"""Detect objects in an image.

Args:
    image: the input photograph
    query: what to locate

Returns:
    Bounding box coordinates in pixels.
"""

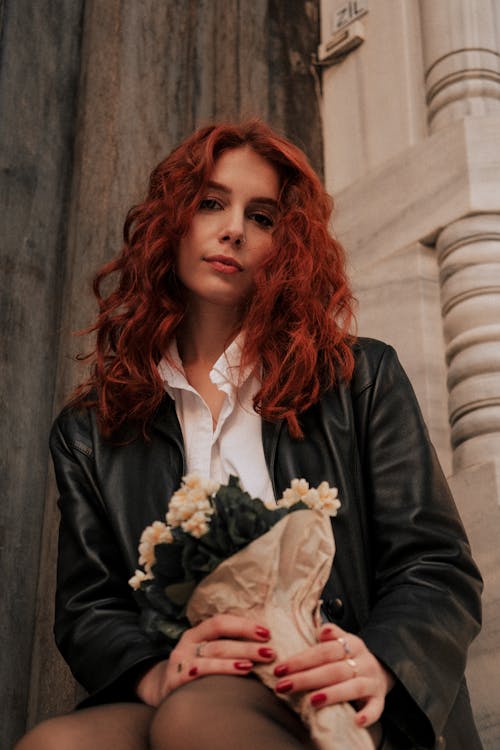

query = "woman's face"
[177,146,280,311]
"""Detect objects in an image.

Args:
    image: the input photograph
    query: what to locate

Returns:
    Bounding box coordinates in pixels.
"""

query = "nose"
[219,209,245,247]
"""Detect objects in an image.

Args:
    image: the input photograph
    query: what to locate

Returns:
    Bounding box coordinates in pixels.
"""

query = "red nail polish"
[358,715,367,726]
[255,626,270,639]
[274,664,289,677]
[188,666,198,677]
[321,626,333,637]
[234,660,253,670]
[258,647,275,659]
[311,693,327,707]
[275,679,293,694]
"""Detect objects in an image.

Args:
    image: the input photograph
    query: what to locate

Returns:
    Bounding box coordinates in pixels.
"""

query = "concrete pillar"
[420,0,500,132]
[419,0,500,475]
[437,214,500,471]
[419,3,500,746]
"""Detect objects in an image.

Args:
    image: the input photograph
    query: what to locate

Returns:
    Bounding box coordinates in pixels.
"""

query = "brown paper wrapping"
[186,510,377,749]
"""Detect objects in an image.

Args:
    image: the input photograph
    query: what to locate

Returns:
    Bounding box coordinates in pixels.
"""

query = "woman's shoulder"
[349,336,400,391]
[351,335,392,361]
[50,395,99,458]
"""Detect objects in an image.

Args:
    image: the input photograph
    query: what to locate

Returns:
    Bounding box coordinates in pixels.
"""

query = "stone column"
[437,215,500,471]
[420,0,500,133]
[419,0,500,471]
[420,3,500,746]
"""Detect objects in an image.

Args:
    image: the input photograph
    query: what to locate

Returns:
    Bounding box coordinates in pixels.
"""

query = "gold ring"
[346,657,358,677]
[196,641,208,658]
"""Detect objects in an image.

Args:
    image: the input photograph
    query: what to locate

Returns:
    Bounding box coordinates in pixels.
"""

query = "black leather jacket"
[51,338,483,749]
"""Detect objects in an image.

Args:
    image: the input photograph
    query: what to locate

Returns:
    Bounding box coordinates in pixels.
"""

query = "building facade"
[320,2,500,747]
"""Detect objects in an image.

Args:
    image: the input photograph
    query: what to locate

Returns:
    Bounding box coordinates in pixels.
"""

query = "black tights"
[15,676,317,750]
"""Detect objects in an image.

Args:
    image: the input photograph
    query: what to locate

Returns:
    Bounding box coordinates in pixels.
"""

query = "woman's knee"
[150,675,312,750]
[14,717,71,750]
[150,679,207,749]
[14,703,154,750]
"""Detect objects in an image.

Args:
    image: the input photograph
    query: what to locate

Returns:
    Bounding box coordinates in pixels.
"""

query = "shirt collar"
[157,333,254,397]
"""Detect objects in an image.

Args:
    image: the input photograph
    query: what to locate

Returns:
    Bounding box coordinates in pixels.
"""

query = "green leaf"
[164,579,196,606]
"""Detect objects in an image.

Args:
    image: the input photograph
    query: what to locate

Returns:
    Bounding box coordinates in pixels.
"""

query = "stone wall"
[320,1,500,747]
[0,0,85,744]
[0,2,322,746]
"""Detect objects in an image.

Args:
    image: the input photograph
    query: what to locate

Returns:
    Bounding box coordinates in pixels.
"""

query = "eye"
[250,211,275,229]
[199,197,223,211]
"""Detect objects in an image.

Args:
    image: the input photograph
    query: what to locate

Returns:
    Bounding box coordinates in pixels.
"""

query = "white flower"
[140,520,173,546]
[166,474,217,528]
[303,488,321,509]
[128,569,153,590]
[277,478,311,508]
[182,473,204,489]
[317,481,341,516]
[181,511,211,538]
[291,478,310,496]
[277,478,340,516]
[166,494,197,526]
[138,521,173,569]
[262,497,277,510]
[182,473,220,497]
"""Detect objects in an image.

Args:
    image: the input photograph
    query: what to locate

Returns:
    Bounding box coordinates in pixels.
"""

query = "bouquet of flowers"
[129,474,375,750]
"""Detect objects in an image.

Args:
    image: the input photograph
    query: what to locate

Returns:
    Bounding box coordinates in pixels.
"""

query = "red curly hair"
[71,119,356,438]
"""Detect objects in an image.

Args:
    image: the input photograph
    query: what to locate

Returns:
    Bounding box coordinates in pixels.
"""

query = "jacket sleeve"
[354,343,482,747]
[50,410,168,706]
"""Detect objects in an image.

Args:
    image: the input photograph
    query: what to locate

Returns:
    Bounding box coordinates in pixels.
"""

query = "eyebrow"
[206,180,278,208]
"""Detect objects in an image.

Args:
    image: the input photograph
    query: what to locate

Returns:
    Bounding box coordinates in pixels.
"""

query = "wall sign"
[333,0,369,32]
[316,1,368,67]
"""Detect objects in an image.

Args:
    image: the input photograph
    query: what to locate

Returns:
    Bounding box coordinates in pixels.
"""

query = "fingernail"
[255,626,270,639]
[234,660,253,671]
[358,715,367,726]
[258,647,275,659]
[273,664,289,677]
[275,679,293,694]
[321,626,334,637]
[188,666,198,677]
[311,692,327,707]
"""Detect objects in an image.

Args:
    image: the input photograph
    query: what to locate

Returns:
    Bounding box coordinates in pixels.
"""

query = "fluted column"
[437,215,500,471]
[420,0,500,132]
[420,0,500,471]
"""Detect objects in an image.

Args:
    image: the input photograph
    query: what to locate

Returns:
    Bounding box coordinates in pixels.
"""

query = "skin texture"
[174,145,280,425]
[136,148,395,724]
[176,145,279,313]
[136,618,394,728]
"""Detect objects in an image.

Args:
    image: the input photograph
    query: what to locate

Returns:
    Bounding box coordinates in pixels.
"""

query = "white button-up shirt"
[157,336,275,505]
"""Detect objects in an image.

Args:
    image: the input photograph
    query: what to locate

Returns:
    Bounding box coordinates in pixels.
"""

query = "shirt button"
[325,597,345,620]
[332,597,344,616]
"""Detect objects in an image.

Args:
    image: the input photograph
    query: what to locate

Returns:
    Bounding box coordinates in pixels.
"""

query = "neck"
[177,300,242,366]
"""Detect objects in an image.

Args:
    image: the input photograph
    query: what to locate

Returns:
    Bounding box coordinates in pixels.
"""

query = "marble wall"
[320,1,500,746]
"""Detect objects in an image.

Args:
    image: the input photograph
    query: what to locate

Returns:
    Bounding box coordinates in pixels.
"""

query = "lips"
[204,255,243,274]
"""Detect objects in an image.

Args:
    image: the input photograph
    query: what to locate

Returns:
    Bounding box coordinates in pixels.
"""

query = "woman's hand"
[273,623,395,727]
[135,613,275,706]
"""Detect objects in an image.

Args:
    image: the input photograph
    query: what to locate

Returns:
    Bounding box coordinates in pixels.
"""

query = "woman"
[16,120,482,750]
